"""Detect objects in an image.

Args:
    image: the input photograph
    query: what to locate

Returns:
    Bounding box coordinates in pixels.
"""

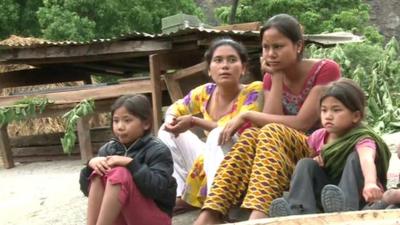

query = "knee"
[296,158,319,171]
[107,167,132,183]
[345,151,361,167]
[261,123,286,132]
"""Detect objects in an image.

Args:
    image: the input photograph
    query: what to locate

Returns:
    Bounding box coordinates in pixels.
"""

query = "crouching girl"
[269,78,391,216]
[80,94,176,225]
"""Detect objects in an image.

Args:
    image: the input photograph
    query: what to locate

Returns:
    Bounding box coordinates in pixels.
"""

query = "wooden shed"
[0,24,363,168]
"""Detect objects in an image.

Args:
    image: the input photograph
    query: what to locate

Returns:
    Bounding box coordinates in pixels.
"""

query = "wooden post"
[149,54,163,133]
[77,116,93,163]
[0,125,14,168]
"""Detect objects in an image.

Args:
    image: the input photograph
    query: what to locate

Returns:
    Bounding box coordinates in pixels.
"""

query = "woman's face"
[208,45,245,86]
[261,27,302,71]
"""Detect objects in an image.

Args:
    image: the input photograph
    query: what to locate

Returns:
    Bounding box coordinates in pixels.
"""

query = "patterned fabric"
[203,123,312,215]
[169,82,263,127]
[171,81,264,207]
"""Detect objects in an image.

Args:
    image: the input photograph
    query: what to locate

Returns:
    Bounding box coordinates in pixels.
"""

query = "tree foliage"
[215,0,383,43]
[36,0,203,41]
[0,0,202,41]
[0,0,43,39]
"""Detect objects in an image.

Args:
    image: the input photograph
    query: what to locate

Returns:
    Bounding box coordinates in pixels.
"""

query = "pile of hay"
[0,35,110,138]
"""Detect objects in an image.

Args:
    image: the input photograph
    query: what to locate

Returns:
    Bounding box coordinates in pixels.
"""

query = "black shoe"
[269,198,292,217]
[321,185,345,213]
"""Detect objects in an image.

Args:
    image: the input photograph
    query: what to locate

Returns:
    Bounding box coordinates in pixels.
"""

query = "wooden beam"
[214,21,262,31]
[0,79,155,107]
[0,40,172,65]
[0,125,14,168]
[230,209,400,225]
[0,68,91,89]
[149,54,163,133]
[77,116,93,162]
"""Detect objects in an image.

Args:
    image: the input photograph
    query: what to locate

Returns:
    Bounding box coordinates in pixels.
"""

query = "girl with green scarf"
[269,78,391,217]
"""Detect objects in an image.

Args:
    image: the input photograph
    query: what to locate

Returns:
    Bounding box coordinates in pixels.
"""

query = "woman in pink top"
[269,78,390,217]
[194,14,340,224]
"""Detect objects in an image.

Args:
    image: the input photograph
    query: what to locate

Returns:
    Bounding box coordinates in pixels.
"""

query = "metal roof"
[0,27,363,49]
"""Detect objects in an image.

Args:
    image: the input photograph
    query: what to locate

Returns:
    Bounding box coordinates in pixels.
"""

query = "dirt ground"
[0,133,399,225]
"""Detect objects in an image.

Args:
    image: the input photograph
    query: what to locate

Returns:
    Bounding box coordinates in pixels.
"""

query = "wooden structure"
[0,26,363,168]
[227,209,400,225]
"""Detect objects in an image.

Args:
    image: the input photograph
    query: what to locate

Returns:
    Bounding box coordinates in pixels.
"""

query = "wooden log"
[77,116,93,162]
[9,127,112,148]
[229,209,400,225]
[214,21,262,31]
[12,143,103,157]
[0,125,14,168]
[0,68,91,89]
[0,40,172,65]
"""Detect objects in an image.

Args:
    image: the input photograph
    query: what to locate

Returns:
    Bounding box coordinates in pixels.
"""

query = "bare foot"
[193,209,223,225]
[248,209,267,220]
[174,197,198,215]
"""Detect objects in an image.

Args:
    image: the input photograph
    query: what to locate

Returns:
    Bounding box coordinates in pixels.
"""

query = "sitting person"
[158,38,263,212]
[194,13,341,225]
[269,78,391,216]
[79,94,176,225]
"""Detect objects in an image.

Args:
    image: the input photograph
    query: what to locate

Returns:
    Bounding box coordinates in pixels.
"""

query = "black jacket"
[79,134,176,216]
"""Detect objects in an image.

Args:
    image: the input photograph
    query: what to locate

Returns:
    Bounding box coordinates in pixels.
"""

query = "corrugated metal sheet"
[0,27,363,49]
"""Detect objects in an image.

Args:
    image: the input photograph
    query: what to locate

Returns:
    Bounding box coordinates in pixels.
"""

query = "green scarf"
[321,125,391,186]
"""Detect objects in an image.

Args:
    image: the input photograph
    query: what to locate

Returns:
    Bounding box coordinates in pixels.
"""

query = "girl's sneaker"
[269,198,292,217]
[321,184,345,213]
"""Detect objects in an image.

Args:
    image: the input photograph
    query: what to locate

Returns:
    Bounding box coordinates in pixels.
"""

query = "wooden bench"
[0,78,164,168]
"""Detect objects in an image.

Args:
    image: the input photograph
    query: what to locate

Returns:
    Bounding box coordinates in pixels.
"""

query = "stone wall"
[366,0,400,40]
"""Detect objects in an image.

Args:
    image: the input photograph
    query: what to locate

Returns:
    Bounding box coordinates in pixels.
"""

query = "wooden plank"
[12,143,103,157]
[171,61,207,80]
[0,79,155,107]
[0,125,14,168]
[214,21,262,31]
[149,54,163,133]
[230,209,400,225]
[162,61,207,102]
[0,68,91,89]
[10,127,112,148]
[0,40,172,65]
[77,116,93,162]
[163,74,184,102]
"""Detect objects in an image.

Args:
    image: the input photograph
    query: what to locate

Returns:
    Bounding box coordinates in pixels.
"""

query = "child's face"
[320,96,361,138]
[112,106,150,146]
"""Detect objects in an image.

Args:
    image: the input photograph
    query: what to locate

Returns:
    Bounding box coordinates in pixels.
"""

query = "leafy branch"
[61,99,95,154]
[0,97,50,126]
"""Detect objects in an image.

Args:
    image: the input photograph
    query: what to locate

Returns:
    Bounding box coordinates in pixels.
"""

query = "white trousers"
[158,126,236,196]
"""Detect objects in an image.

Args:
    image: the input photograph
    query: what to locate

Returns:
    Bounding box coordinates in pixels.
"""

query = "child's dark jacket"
[79,134,177,216]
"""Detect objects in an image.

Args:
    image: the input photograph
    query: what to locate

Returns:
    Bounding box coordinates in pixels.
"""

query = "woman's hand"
[363,182,383,203]
[88,156,110,176]
[313,155,324,167]
[164,115,192,137]
[106,155,132,167]
[260,57,285,77]
[219,113,246,145]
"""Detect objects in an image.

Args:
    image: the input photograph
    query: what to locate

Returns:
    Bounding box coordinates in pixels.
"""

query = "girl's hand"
[313,155,324,167]
[219,114,246,145]
[106,155,133,167]
[363,183,383,203]
[164,115,192,137]
[88,157,110,176]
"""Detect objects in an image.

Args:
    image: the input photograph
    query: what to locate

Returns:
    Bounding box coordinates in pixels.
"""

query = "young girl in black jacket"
[80,94,176,225]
